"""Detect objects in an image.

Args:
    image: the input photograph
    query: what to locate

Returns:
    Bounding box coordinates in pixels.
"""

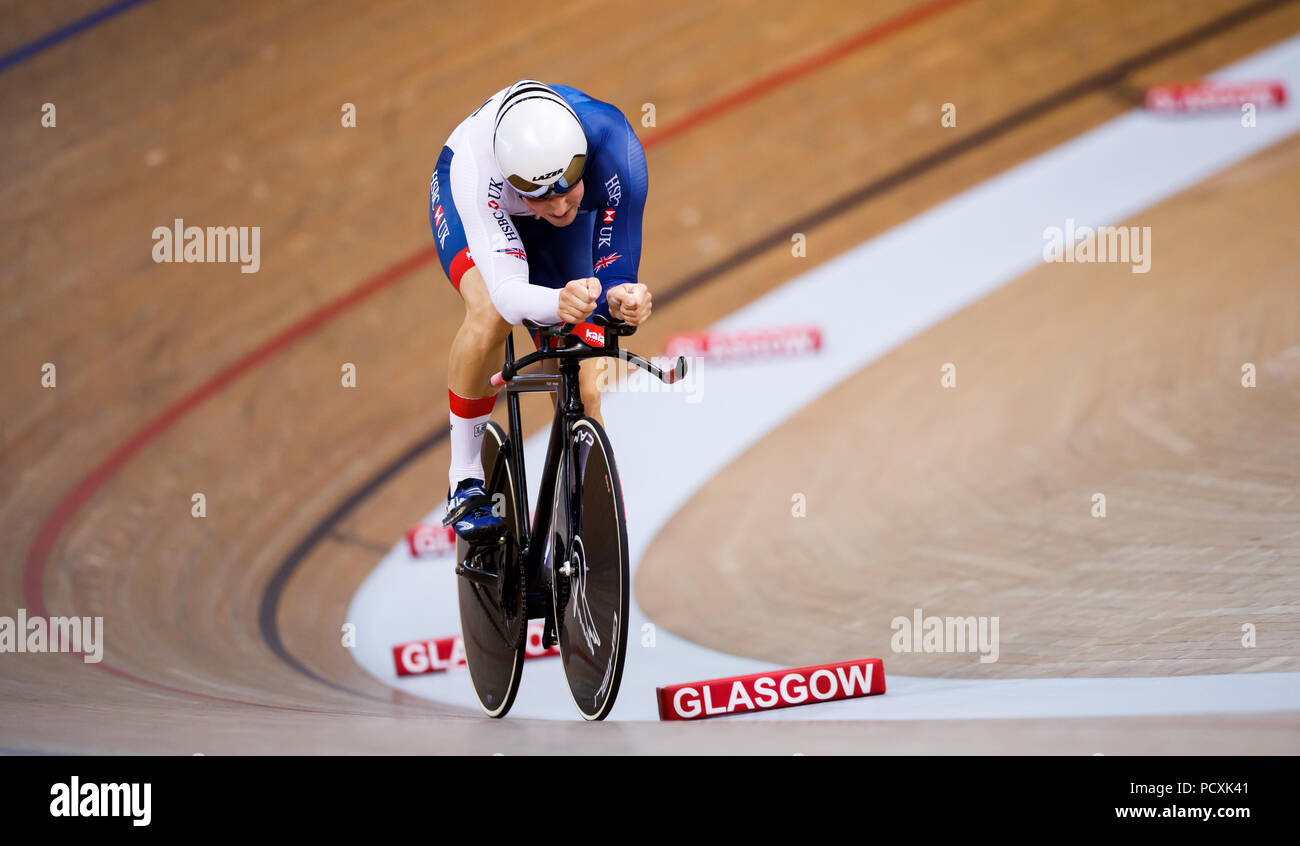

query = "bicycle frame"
[504,335,577,612]
[493,320,687,634]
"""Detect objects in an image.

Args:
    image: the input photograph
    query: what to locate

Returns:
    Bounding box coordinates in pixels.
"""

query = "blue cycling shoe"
[443,478,505,544]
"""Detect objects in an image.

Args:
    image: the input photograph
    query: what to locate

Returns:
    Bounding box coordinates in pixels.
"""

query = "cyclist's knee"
[462,308,511,349]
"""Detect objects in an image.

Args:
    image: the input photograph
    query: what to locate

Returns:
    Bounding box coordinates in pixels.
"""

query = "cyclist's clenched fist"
[558,277,600,324]
[607,282,652,326]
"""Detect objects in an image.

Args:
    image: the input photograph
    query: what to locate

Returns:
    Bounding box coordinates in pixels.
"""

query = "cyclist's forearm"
[487,277,563,325]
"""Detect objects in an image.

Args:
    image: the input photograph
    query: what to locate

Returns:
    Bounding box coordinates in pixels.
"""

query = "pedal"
[453,525,506,550]
[541,615,556,650]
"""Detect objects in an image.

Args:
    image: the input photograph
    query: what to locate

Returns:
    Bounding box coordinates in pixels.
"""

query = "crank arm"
[455,558,499,587]
[455,536,506,587]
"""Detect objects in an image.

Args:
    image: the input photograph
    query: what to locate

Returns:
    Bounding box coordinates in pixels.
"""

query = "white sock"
[448,389,498,491]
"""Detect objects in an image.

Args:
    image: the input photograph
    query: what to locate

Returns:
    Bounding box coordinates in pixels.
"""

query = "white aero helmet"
[493,81,587,199]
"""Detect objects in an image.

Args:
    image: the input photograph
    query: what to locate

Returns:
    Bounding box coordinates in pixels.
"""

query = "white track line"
[348,34,1300,720]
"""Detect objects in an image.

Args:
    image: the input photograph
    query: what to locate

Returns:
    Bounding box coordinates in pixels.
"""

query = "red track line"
[21,245,440,620]
[20,1,968,707]
[643,0,973,148]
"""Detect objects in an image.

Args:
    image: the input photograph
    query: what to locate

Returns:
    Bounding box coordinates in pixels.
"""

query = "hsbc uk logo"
[598,176,621,247]
[430,172,450,249]
[486,177,519,242]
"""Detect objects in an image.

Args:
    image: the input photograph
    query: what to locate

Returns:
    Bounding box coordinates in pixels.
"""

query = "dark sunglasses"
[506,154,586,200]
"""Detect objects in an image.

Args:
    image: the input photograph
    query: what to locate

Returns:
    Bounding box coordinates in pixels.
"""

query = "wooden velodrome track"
[2,0,1299,753]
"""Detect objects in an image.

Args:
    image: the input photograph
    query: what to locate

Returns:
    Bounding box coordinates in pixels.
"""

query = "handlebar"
[490,315,688,388]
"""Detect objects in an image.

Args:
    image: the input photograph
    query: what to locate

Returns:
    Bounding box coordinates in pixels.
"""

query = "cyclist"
[429,80,651,542]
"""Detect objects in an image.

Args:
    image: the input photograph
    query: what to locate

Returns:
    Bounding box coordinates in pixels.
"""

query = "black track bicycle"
[453,315,686,720]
